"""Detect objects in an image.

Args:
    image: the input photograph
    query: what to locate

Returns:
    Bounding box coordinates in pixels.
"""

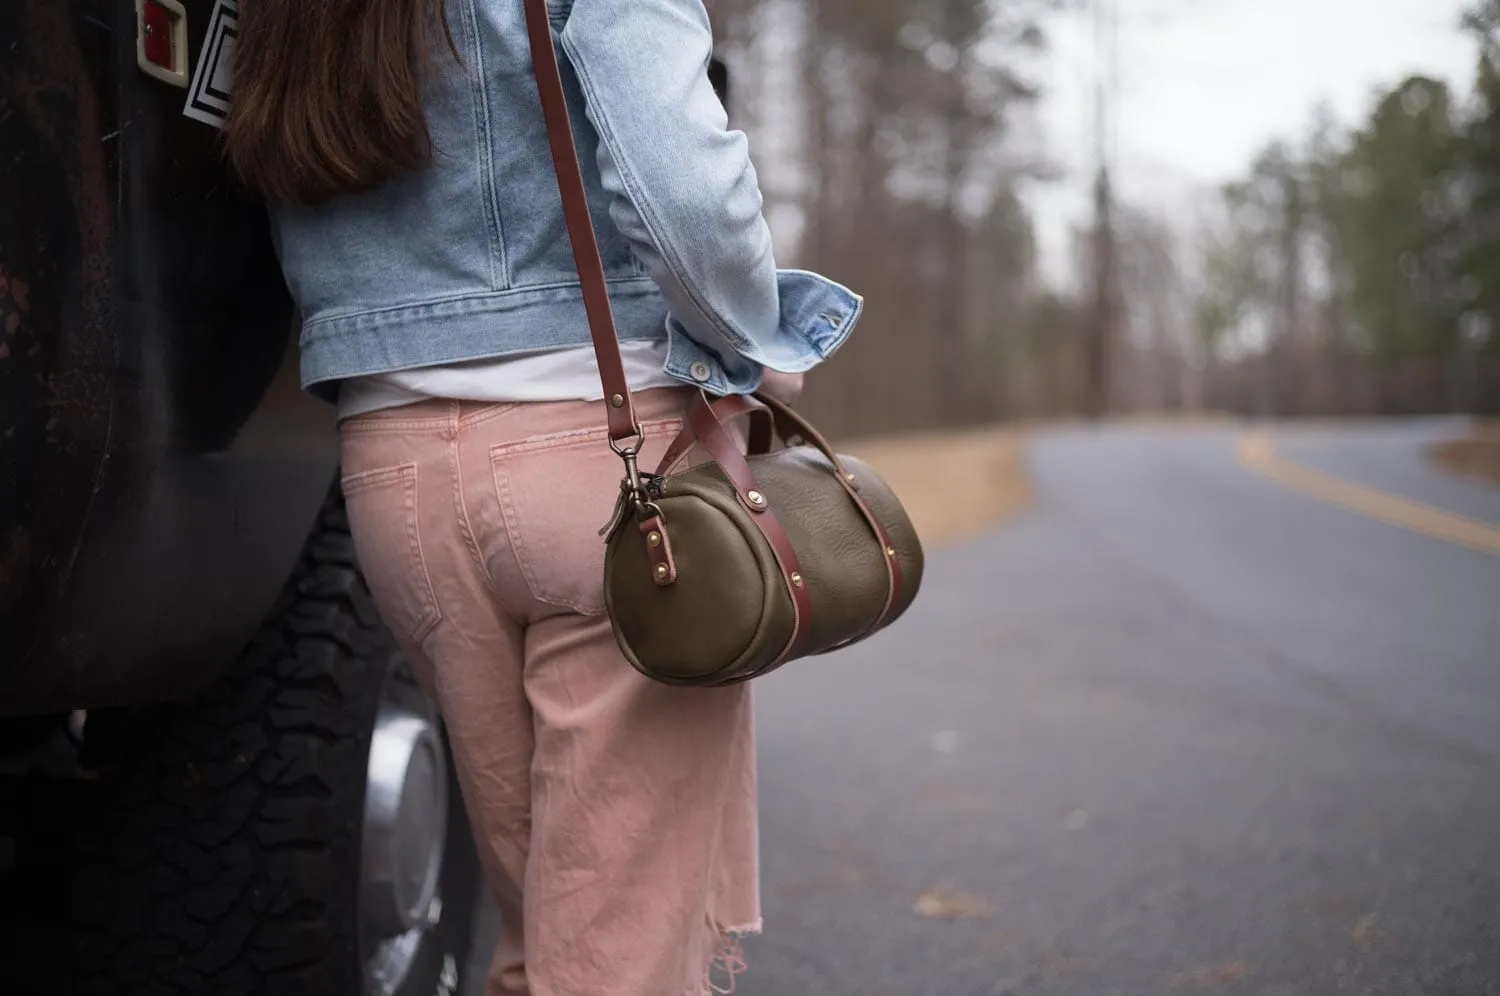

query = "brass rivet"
[886,546,897,557]
[844,473,857,484]
[790,572,804,587]
[610,393,625,408]
[746,490,766,507]
[647,531,662,547]
[654,563,670,580]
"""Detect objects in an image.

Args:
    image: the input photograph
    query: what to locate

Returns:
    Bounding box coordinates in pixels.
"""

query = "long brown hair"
[224,0,451,204]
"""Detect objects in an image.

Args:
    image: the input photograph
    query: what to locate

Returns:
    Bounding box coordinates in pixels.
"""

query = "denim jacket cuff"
[661,269,862,394]
[765,269,862,368]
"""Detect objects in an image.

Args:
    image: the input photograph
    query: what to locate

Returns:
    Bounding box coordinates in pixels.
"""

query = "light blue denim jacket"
[270,0,861,403]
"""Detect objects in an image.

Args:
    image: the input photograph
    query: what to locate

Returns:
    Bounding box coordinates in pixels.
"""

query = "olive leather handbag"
[523,0,924,686]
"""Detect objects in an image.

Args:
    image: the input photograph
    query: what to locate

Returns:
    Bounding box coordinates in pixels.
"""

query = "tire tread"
[72,498,385,996]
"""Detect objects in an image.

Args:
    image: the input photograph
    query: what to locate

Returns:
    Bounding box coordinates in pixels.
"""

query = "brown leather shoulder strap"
[522,0,638,442]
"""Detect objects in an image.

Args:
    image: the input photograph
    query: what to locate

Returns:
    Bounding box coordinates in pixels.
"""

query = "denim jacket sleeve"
[557,0,861,393]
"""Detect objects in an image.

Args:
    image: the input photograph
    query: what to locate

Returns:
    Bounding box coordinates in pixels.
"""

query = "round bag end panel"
[605,494,787,683]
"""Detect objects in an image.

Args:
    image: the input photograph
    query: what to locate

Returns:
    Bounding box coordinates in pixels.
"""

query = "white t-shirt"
[337,340,679,420]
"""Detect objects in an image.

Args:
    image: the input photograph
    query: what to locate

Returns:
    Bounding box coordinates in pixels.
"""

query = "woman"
[225,0,860,993]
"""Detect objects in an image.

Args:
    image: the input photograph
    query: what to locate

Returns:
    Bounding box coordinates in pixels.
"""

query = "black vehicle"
[1,1,481,992]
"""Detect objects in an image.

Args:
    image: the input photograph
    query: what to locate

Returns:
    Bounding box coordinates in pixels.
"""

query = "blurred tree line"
[1188,2,1500,418]
[707,0,1500,435]
[707,0,1059,435]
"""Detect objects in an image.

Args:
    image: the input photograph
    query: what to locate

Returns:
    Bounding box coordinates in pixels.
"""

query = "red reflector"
[142,0,174,69]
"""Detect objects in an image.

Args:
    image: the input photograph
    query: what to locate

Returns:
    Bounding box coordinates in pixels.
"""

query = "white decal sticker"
[182,0,237,129]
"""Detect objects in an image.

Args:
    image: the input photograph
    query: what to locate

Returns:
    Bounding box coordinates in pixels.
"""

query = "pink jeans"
[339,389,759,996]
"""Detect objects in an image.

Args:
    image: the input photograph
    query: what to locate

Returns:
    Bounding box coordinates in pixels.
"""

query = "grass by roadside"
[845,426,1031,548]
[1430,420,1500,488]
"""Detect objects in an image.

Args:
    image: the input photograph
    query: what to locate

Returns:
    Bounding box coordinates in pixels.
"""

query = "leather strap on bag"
[522,0,638,444]
[657,401,777,474]
[684,393,814,664]
[688,393,906,638]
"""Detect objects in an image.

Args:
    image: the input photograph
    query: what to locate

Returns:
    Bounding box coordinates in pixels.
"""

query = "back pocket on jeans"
[491,418,681,615]
[341,463,442,644]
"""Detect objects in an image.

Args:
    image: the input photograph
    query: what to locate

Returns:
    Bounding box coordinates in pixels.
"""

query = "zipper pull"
[598,485,630,539]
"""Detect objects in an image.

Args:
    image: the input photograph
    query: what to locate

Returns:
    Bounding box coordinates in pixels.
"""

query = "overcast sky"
[1020,0,1482,288]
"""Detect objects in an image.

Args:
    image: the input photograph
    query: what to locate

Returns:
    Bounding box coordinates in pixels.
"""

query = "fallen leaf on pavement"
[1169,961,1251,989]
[914,887,994,919]
[1350,914,1385,950]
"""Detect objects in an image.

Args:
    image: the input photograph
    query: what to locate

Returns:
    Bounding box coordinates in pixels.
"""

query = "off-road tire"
[67,490,478,996]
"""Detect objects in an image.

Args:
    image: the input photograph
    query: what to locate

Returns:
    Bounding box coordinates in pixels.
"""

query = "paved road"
[1274,419,1500,527]
[469,418,1500,995]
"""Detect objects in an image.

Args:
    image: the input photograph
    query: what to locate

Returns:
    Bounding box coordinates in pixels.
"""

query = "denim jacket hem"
[300,269,860,403]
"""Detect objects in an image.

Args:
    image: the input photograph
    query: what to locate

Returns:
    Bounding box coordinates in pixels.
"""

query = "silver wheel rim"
[361,667,450,996]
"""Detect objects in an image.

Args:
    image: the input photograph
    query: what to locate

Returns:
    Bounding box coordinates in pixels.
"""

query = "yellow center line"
[1236,434,1500,557]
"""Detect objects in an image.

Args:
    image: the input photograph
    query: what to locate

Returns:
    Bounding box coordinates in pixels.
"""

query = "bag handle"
[522,0,639,446]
